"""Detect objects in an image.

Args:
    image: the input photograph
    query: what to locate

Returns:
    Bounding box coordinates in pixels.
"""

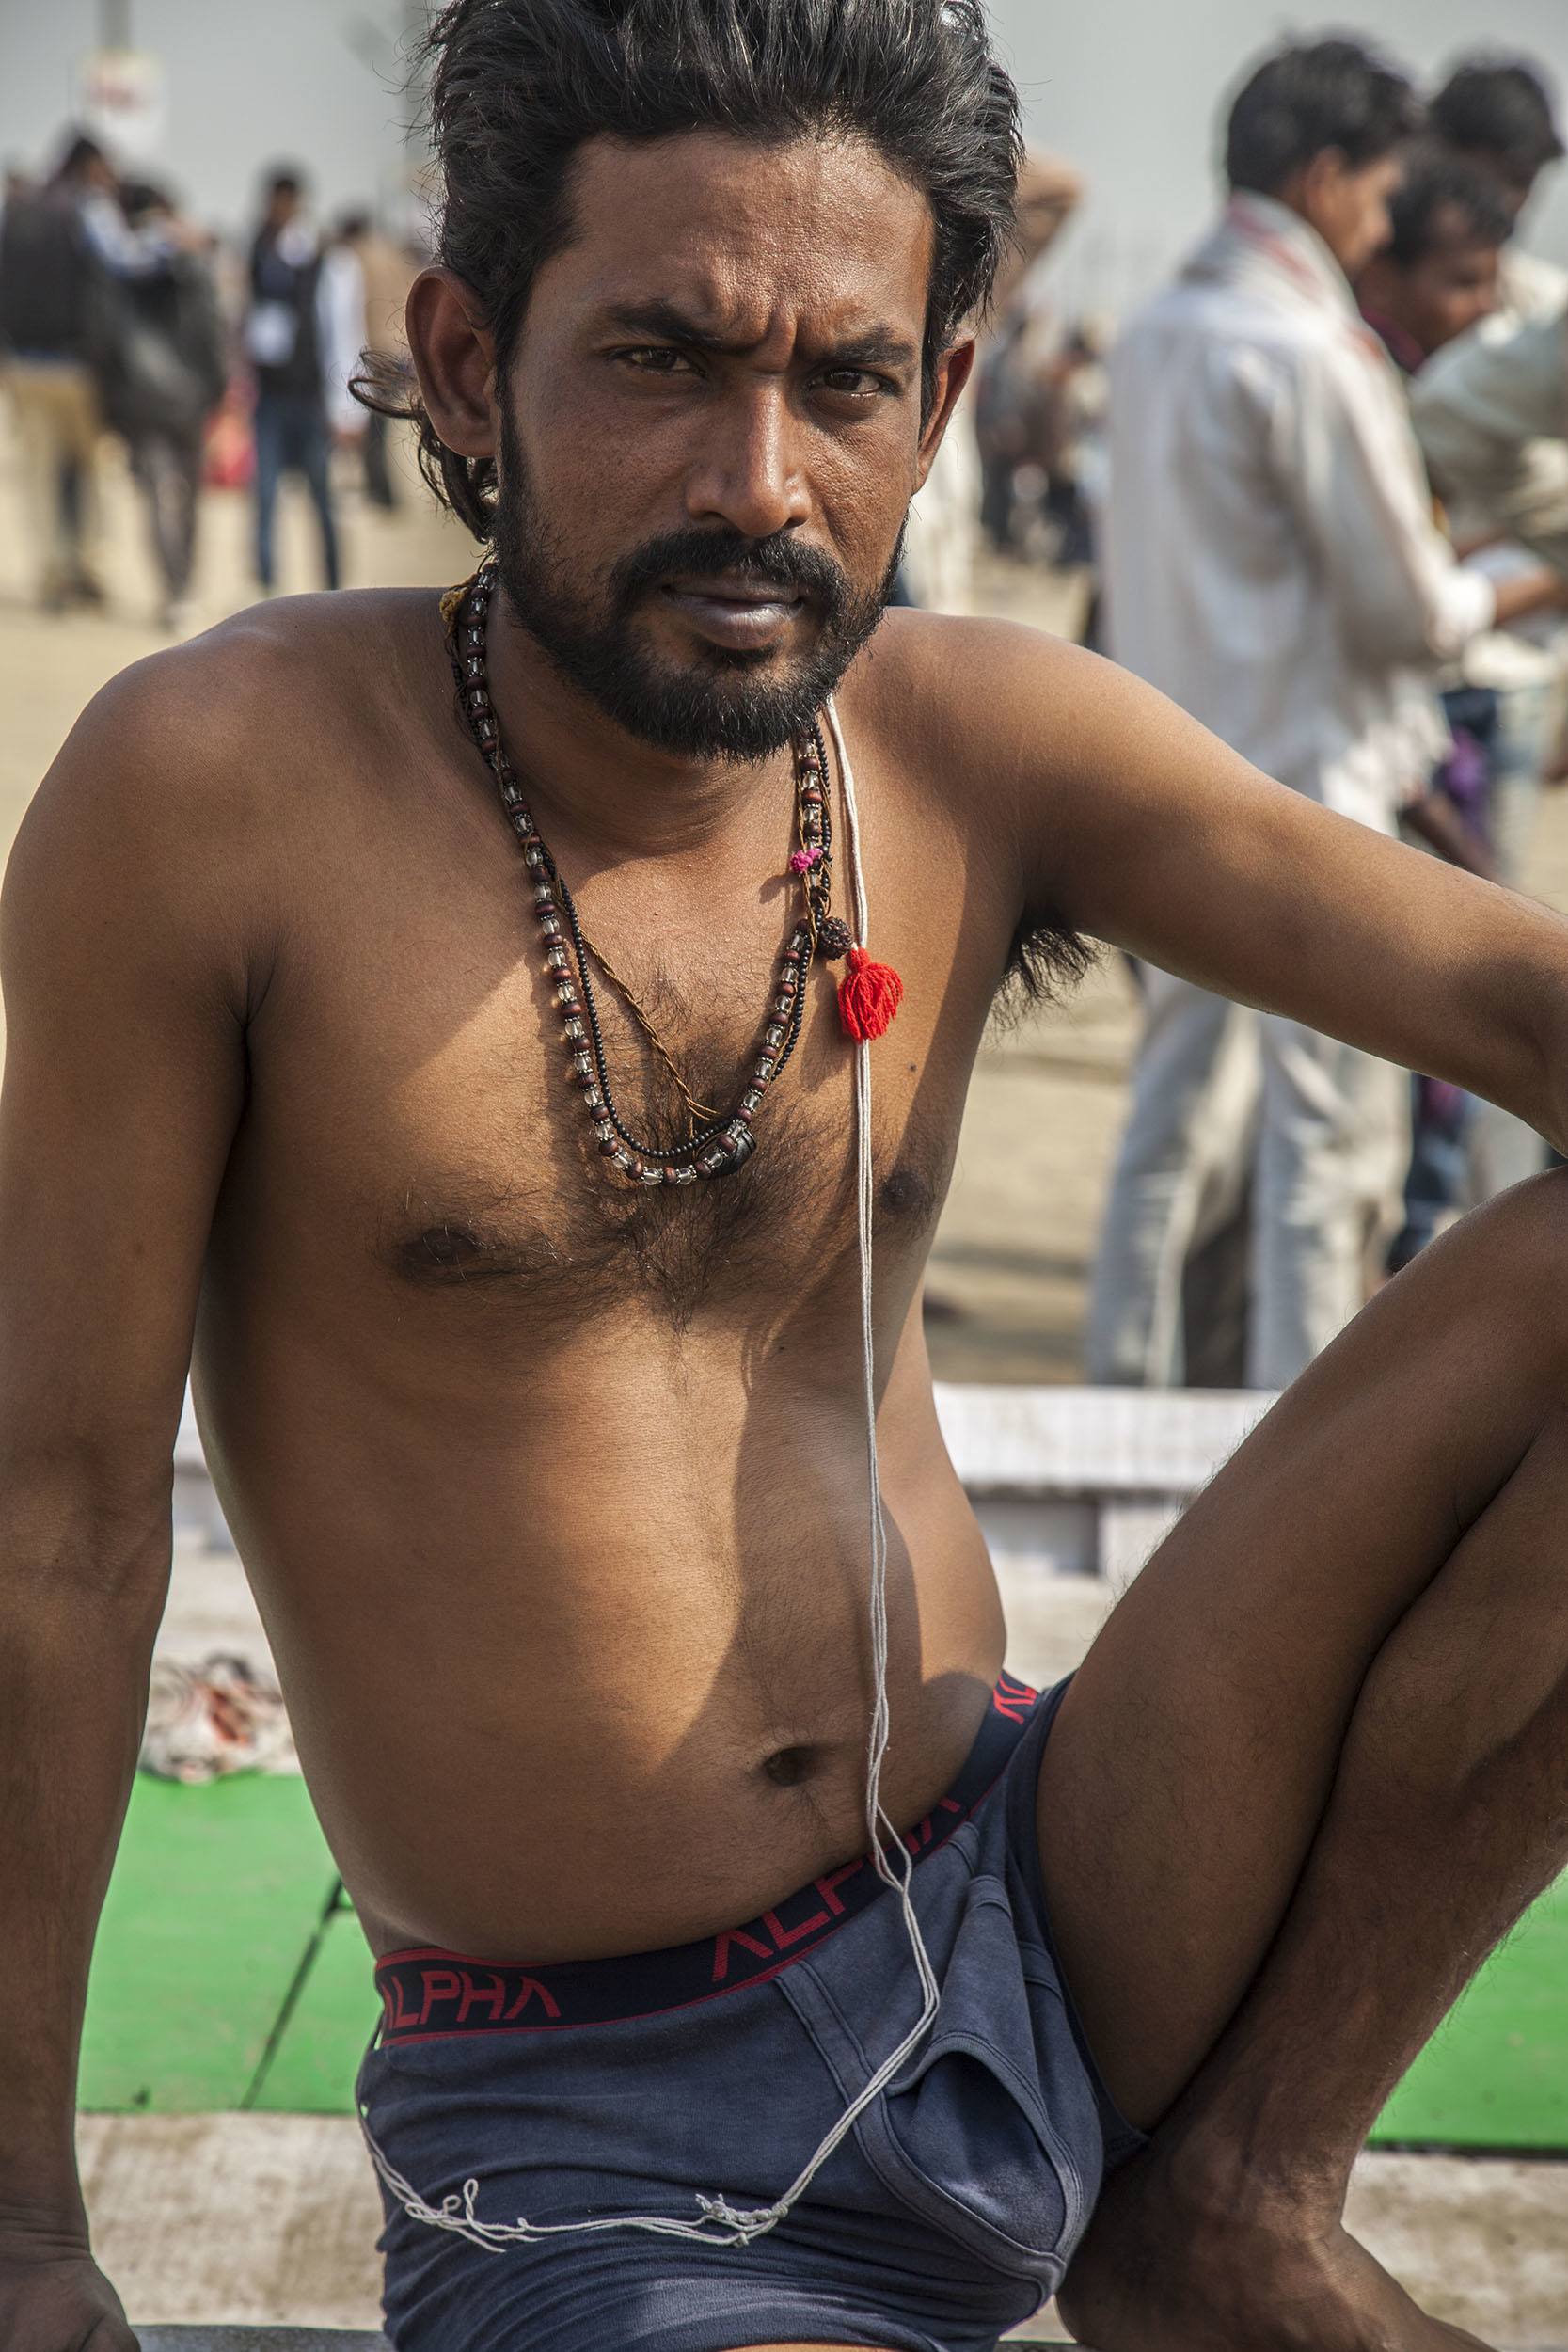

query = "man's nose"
[683,384,811,541]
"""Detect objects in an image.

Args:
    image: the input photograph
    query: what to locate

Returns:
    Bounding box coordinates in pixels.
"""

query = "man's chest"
[222,803,1006,1342]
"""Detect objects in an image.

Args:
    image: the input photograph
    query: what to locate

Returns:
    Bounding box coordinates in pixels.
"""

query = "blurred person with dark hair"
[0,130,119,609]
[1358,150,1512,375]
[245,165,341,593]
[96,182,226,634]
[1358,155,1519,1263]
[1091,38,1568,1393]
[336,208,416,511]
[18,10,1568,2352]
[1429,52,1566,321]
[1408,51,1568,1200]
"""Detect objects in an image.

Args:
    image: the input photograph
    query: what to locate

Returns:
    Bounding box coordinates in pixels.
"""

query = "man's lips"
[657,574,808,650]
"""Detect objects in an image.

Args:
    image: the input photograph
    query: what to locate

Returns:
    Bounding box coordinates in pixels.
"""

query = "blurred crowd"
[1054,40,1568,1394]
[0,133,420,632]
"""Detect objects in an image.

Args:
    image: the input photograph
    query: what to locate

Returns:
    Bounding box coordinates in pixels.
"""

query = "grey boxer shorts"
[360,1671,1145,2352]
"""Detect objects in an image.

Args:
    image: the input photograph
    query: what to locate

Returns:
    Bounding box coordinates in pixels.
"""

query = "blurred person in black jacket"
[0,132,119,610]
[245,166,341,593]
[100,183,227,634]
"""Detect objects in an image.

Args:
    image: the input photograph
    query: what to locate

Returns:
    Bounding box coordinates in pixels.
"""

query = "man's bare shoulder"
[36,587,443,850]
[845,606,1128,804]
[12,590,443,1018]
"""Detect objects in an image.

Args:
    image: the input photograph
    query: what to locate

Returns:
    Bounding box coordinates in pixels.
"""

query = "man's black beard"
[491,409,905,762]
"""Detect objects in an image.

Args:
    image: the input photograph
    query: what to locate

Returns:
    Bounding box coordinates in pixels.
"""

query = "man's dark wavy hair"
[1430,55,1566,189]
[1224,35,1422,198]
[358,0,1022,541]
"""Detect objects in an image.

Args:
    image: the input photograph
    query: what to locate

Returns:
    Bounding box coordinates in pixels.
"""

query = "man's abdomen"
[189,1311,1005,1964]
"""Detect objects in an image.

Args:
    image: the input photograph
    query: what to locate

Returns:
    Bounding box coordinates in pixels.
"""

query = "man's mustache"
[611,528,850,614]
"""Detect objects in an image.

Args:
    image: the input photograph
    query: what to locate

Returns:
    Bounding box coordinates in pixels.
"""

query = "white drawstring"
[360,697,940,2250]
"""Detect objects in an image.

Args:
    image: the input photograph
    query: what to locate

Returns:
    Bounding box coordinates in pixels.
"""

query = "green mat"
[81,1776,1568,2148]
[80,1775,340,2113]
[251,1903,376,2113]
[1371,1872,1568,2149]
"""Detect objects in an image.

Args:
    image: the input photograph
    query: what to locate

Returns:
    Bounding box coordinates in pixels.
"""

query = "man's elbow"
[0,1440,173,1613]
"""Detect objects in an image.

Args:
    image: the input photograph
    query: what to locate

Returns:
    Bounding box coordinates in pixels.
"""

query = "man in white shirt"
[1414,54,1568,1196]
[1428,54,1567,326]
[1090,38,1568,1391]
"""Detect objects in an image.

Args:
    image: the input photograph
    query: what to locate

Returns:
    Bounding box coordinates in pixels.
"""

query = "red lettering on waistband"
[991,1674,1039,1724]
[419,1968,464,2025]
[501,1975,562,2022]
[762,1901,831,1950]
[815,1858,865,1915]
[387,1974,423,2032]
[711,1926,772,1984]
[456,1970,509,2025]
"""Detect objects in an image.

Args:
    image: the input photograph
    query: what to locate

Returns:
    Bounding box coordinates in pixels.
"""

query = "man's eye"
[818,370,890,399]
[620,347,694,373]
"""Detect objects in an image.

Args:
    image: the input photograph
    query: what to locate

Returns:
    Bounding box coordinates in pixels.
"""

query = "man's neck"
[480,584,798,866]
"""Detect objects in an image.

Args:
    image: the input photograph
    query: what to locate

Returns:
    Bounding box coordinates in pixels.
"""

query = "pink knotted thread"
[789,847,823,874]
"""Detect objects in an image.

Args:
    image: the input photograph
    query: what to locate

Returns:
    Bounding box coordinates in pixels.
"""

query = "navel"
[760,1744,820,1789]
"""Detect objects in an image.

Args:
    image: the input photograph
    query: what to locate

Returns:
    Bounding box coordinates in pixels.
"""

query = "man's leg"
[1037,1169,1568,2349]
[364,403,398,508]
[55,363,103,597]
[1469,679,1555,1201]
[1248,1018,1407,1389]
[1085,973,1260,1387]
[253,392,283,592]
[297,404,342,592]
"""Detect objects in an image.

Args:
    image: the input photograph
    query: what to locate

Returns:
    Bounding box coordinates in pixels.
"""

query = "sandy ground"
[6,426,1567,2338]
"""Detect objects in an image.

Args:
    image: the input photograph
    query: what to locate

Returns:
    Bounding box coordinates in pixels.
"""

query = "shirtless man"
[3,5,1566,2350]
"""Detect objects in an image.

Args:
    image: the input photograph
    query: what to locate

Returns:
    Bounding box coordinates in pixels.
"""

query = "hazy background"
[2,0,1566,312]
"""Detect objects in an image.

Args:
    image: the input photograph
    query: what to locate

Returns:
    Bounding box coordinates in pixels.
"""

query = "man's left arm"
[987,629,1568,1147]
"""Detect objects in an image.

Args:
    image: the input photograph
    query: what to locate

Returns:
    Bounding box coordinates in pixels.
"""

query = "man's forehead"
[554,128,936,336]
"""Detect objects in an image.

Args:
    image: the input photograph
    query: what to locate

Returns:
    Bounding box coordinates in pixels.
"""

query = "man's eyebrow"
[600,299,919,371]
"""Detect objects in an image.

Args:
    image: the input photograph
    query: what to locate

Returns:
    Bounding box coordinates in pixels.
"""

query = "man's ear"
[405,266,499,459]
[914,337,978,492]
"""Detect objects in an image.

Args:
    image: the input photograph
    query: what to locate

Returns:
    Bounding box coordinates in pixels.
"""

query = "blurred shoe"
[70,570,106,608]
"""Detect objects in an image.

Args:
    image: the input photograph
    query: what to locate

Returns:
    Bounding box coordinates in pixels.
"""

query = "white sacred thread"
[358,695,942,2253]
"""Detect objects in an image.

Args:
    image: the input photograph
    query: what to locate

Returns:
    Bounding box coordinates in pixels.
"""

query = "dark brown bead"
[816,915,852,961]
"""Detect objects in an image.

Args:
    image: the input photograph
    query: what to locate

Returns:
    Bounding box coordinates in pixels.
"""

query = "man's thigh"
[1037,1169,1568,2132]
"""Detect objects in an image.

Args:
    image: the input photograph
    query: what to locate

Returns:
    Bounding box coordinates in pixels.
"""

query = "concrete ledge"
[135,2340,1072,2351]
[134,2338,1076,2350]
[134,2338,1074,2351]
[138,2334,391,2350]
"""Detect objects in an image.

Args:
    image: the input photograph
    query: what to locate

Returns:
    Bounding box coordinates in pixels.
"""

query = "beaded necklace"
[449,561,867,1186]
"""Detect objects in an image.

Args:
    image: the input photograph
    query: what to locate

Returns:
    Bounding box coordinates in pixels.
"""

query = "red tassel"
[838,946,904,1041]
